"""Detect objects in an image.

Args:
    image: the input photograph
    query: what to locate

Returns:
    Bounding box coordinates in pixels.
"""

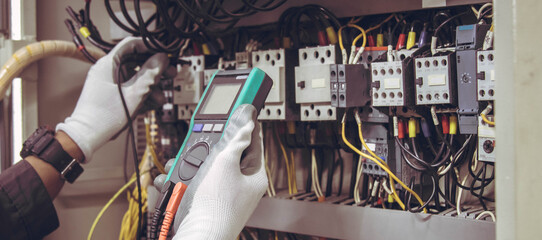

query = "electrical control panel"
[478,116,495,162]
[253,49,299,120]
[477,50,495,101]
[53,1,505,239]
[370,58,414,107]
[295,45,340,121]
[174,56,206,120]
[414,53,457,105]
[330,64,371,108]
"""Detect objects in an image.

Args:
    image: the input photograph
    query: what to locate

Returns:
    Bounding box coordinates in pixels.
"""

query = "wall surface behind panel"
[36,1,133,239]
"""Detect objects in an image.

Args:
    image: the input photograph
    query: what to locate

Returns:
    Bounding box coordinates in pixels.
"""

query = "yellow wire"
[352,25,367,49]
[145,120,166,174]
[275,124,292,194]
[290,151,298,194]
[88,176,137,240]
[338,24,366,51]
[120,184,148,240]
[263,126,276,197]
[481,113,495,126]
[341,119,426,213]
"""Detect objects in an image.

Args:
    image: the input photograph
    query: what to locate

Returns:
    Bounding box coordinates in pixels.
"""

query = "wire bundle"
[278,5,340,49]
[65,0,288,57]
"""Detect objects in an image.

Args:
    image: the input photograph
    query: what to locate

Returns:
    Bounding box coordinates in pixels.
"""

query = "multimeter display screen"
[199,82,243,115]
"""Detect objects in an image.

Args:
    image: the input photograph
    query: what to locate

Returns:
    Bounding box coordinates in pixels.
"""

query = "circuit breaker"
[362,140,389,176]
[414,52,457,105]
[295,45,340,121]
[359,123,400,178]
[477,50,495,101]
[330,64,371,108]
[370,58,414,107]
[253,49,299,120]
[478,116,495,162]
[174,55,205,120]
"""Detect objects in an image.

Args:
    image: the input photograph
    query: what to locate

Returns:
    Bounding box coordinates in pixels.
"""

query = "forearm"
[25,130,84,199]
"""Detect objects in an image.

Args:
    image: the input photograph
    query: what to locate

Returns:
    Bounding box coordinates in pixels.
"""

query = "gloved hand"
[56,37,169,162]
[157,104,268,239]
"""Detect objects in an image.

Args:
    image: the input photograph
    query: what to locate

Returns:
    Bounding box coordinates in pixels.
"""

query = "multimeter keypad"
[202,124,214,132]
[212,124,224,132]
[192,124,204,132]
[192,123,224,133]
[175,120,225,182]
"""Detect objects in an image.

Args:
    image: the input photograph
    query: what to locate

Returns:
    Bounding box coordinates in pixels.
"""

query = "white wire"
[456,173,469,216]
[311,149,323,198]
[476,211,496,222]
[353,157,363,203]
[457,149,479,216]
[381,178,393,195]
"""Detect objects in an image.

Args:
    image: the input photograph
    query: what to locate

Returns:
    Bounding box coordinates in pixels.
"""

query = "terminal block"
[370,58,414,107]
[203,69,218,89]
[295,45,340,121]
[414,52,457,105]
[478,116,496,162]
[477,50,495,101]
[330,64,371,108]
[235,51,252,69]
[252,49,299,120]
[174,55,205,120]
[219,59,236,70]
[357,50,386,65]
[394,49,418,61]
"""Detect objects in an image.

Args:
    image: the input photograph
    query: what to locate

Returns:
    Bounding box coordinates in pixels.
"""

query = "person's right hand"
[155,104,268,239]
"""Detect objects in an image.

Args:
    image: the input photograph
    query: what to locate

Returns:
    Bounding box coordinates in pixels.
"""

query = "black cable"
[117,60,143,238]
[123,129,131,183]
[433,11,468,37]
[104,0,139,34]
[335,149,344,196]
[470,164,488,210]
[426,137,438,157]
[477,6,493,22]
[326,149,335,197]
[242,0,286,12]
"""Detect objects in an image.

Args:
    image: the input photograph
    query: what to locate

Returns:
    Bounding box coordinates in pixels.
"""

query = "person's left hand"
[56,37,169,162]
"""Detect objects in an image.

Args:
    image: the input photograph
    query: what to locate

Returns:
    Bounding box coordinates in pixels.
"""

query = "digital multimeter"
[165,68,273,186]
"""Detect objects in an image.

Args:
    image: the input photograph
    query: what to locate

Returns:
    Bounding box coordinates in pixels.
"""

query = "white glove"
[172,104,268,240]
[56,37,169,162]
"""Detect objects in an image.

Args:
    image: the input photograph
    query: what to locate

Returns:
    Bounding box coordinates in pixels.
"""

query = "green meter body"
[165,68,272,185]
